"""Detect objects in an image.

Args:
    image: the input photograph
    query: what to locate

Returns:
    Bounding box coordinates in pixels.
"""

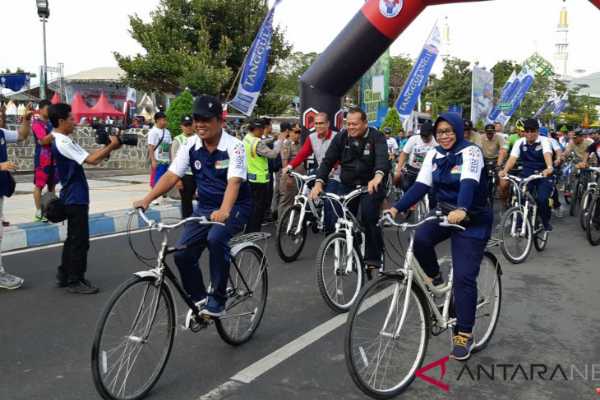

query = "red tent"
[70,92,94,124]
[89,92,124,119]
[50,92,61,104]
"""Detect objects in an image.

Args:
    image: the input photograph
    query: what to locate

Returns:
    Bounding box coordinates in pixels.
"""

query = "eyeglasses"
[435,128,455,137]
[314,121,327,125]
[293,129,301,133]
[524,129,537,133]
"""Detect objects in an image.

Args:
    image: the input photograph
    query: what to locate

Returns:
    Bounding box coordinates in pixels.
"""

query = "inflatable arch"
[299,0,600,131]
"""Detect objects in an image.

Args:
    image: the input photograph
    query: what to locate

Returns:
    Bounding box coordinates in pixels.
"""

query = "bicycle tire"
[569,182,582,217]
[91,276,175,400]
[499,206,532,264]
[215,246,268,345]
[579,189,594,231]
[472,252,502,353]
[276,205,308,263]
[345,275,430,399]
[316,232,364,313]
[586,197,600,246]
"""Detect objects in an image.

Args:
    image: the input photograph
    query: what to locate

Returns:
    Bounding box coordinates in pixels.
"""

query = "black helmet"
[463,119,474,131]
[484,123,495,133]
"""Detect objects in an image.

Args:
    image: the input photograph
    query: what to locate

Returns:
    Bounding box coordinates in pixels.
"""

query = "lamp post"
[36,0,50,100]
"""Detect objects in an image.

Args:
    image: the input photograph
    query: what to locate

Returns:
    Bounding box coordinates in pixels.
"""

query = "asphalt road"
[1,213,599,400]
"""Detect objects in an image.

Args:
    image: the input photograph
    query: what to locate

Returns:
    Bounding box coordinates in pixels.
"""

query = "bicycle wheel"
[345,275,430,398]
[579,189,594,231]
[569,182,582,217]
[216,246,268,345]
[276,205,307,262]
[316,232,364,313]
[586,197,600,246]
[499,207,532,264]
[471,252,502,353]
[533,212,549,252]
[92,276,175,400]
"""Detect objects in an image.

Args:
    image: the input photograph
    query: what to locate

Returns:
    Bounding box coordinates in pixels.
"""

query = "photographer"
[50,103,122,294]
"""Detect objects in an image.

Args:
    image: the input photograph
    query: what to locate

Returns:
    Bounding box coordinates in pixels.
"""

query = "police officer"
[386,112,493,361]
[310,107,390,270]
[500,118,554,231]
[243,119,283,232]
[134,95,251,319]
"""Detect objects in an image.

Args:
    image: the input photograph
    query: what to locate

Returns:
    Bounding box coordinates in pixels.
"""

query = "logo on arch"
[379,0,403,18]
[303,108,318,131]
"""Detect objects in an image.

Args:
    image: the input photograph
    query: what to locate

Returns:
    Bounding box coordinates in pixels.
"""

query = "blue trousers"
[526,178,553,229]
[323,180,341,234]
[413,222,488,334]
[174,205,249,310]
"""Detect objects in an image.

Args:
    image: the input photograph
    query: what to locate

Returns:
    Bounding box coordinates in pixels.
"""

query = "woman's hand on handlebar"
[384,207,399,219]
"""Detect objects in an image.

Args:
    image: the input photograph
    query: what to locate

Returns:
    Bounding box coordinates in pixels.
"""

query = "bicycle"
[569,167,594,222]
[276,170,323,262]
[484,159,498,208]
[499,174,550,264]
[583,167,600,245]
[91,209,270,400]
[344,212,502,398]
[315,186,375,313]
[560,156,577,206]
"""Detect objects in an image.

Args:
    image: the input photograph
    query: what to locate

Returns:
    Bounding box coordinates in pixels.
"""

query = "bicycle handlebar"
[320,186,368,203]
[501,174,545,186]
[134,208,225,230]
[287,170,316,182]
[378,212,466,232]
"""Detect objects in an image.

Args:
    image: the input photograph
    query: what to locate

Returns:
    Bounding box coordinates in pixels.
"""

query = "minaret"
[555,2,569,79]
[441,17,451,60]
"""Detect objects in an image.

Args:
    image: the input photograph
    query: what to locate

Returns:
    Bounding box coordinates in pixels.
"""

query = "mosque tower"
[555,1,569,79]
[441,16,451,60]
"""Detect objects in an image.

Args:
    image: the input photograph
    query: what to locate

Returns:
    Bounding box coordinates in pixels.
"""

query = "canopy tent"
[50,92,61,104]
[89,92,124,119]
[70,91,94,123]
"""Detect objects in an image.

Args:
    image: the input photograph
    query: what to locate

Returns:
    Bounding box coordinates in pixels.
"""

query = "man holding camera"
[50,103,122,294]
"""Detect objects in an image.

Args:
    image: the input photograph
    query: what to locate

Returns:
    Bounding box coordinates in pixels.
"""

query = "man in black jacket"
[310,107,390,269]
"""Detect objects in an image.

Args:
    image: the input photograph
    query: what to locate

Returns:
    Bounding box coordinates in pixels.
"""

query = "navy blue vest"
[519,140,546,176]
[0,129,11,197]
[52,141,89,205]
[189,145,251,211]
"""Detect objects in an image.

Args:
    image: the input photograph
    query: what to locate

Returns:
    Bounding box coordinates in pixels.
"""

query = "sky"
[2,0,600,86]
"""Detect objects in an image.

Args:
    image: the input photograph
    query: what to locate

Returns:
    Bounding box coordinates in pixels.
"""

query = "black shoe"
[432,272,445,287]
[67,279,99,294]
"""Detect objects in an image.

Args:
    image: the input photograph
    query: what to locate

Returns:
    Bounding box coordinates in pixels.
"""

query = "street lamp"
[36,0,49,100]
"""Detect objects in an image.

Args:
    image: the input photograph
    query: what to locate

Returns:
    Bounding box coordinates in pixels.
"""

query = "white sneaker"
[0,272,24,290]
[183,298,207,330]
[199,308,225,319]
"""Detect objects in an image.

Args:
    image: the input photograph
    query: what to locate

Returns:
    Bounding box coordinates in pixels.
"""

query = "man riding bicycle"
[134,95,251,321]
[386,112,493,361]
[393,121,437,192]
[310,107,390,270]
[500,119,554,231]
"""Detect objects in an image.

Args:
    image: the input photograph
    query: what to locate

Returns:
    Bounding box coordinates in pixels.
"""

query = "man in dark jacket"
[310,107,390,269]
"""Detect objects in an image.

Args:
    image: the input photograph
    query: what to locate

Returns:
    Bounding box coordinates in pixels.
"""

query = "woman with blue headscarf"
[386,112,493,361]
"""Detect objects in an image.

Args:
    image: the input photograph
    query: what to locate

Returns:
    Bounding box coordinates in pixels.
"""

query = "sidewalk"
[2,171,182,252]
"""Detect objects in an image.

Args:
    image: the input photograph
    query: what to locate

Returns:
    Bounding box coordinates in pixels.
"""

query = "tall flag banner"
[552,92,569,116]
[470,66,494,126]
[496,68,535,127]
[0,73,30,92]
[534,93,558,118]
[395,23,441,121]
[360,49,390,128]
[229,0,281,116]
[487,71,518,124]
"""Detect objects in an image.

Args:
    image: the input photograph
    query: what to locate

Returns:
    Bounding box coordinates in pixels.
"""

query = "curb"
[1,206,181,252]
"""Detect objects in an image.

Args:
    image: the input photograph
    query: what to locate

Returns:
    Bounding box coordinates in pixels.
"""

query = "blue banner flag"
[487,71,517,124]
[0,73,30,92]
[395,23,441,120]
[552,92,569,116]
[229,0,281,116]
[496,68,535,126]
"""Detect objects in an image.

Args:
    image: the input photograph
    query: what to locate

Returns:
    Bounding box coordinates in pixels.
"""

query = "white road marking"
[196,285,396,399]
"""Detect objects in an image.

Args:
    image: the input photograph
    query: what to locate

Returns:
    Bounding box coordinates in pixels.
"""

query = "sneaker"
[34,209,43,222]
[199,307,225,319]
[451,333,474,361]
[0,272,24,290]
[66,279,99,294]
[183,298,208,330]
[432,272,445,287]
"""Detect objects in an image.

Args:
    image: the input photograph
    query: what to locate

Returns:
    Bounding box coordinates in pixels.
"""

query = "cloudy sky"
[3,0,600,84]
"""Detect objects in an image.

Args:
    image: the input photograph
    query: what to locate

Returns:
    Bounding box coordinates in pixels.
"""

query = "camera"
[93,123,138,146]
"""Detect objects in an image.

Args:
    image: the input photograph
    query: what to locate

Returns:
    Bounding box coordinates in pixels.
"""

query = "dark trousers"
[323,180,341,234]
[413,222,487,334]
[58,205,90,283]
[246,182,269,233]
[174,206,248,309]
[527,178,553,228]
[337,183,385,267]
[179,175,197,219]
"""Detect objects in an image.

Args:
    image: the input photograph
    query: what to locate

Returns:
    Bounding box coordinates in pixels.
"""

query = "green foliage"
[422,58,472,118]
[115,0,291,110]
[388,54,414,107]
[380,108,402,134]
[166,90,194,137]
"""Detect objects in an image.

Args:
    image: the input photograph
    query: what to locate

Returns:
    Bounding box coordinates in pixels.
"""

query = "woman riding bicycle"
[385,112,493,361]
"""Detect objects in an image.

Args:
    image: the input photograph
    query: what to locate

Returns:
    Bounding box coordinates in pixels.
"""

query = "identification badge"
[215,159,230,169]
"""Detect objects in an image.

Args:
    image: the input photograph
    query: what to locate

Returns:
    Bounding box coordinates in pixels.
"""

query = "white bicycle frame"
[285,172,323,236]
[503,174,545,237]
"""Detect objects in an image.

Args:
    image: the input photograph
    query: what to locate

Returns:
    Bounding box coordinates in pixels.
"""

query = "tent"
[89,92,124,119]
[70,91,94,124]
[50,92,61,104]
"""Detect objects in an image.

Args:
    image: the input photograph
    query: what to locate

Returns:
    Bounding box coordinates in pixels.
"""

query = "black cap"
[180,115,193,126]
[574,128,585,136]
[261,117,272,125]
[383,127,392,134]
[248,118,265,130]
[420,121,434,136]
[280,121,292,132]
[192,95,223,119]
[485,124,495,133]
[154,111,166,121]
[523,118,539,131]
[463,120,474,131]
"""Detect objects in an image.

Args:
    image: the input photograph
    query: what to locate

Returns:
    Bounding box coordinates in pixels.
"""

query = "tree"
[380,108,402,134]
[166,90,194,137]
[388,54,413,107]
[423,58,472,118]
[115,0,291,110]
